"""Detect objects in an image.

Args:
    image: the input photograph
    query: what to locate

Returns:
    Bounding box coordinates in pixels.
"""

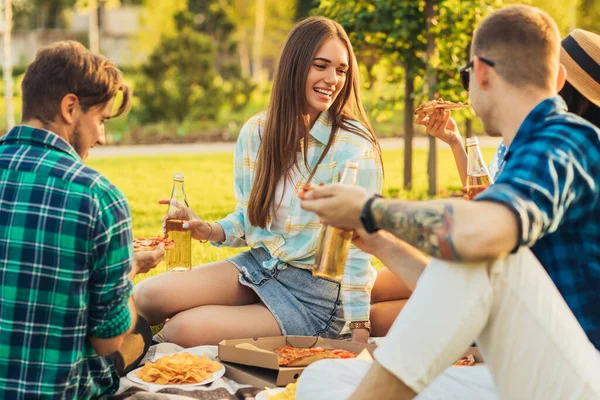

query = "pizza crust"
[414,98,470,115]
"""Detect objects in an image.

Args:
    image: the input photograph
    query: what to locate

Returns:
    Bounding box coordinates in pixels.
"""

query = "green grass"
[87,147,498,282]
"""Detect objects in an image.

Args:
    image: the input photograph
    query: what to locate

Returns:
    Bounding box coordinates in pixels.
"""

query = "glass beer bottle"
[164,173,192,272]
[312,160,359,281]
[465,137,494,199]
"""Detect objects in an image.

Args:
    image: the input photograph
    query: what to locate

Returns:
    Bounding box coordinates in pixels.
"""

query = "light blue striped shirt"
[214,111,383,321]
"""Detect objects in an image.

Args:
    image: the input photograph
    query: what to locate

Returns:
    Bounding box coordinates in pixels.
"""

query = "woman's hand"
[415,109,461,146]
[158,199,212,241]
[300,184,370,230]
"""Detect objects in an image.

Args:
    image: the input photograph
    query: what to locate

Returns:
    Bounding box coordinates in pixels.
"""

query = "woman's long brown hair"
[248,16,382,228]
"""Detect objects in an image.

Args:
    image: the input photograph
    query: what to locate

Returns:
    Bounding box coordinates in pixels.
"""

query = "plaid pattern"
[488,140,507,180]
[214,112,383,321]
[0,126,134,399]
[476,96,600,350]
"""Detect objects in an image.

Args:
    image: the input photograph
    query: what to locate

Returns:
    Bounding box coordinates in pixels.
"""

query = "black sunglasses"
[459,57,495,90]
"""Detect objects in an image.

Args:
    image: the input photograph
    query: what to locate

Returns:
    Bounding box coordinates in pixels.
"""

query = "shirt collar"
[309,111,333,145]
[0,125,82,161]
[505,96,567,161]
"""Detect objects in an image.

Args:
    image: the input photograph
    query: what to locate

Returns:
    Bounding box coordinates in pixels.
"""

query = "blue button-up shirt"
[476,96,600,350]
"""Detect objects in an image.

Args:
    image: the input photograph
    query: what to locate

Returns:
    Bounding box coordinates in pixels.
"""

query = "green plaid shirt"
[0,126,134,399]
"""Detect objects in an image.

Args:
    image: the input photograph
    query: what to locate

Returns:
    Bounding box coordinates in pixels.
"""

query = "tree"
[424,0,439,196]
[296,0,314,19]
[577,0,600,33]
[135,11,224,123]
[2,0,15,130]
[132,0,187,63]
[228,0,296,82]
[319,0,497,194]
[318,1,425,191]
[188,0,255,111]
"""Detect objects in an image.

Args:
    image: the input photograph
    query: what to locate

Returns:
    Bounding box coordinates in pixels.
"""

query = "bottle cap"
[173,173,184,181]
[466,137,479,146]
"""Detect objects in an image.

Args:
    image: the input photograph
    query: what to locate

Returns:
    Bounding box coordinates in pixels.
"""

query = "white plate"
[255,388,286,400]
[126,352,226,389]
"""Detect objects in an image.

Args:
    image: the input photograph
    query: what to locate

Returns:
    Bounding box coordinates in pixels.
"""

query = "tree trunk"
[425,0,439,197]
[3,0,14,130]
[403,61,414,191]
[252,0,265,82]
[239,27,250,77]
[89,0,100,54]
[465,118,473,138]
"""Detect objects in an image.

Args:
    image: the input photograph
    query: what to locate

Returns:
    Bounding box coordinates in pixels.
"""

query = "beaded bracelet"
[199,222,214,243]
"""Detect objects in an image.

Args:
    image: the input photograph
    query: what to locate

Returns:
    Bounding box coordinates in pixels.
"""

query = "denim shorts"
[227,247,345,338]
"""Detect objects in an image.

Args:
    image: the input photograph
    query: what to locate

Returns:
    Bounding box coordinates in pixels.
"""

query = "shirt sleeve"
[475,131,600,250]
[212,120,255,248]
[340,135,383,322]
[88,187,134,339]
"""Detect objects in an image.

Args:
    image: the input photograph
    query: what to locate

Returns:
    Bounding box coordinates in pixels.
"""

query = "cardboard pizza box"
[218,335,377,387]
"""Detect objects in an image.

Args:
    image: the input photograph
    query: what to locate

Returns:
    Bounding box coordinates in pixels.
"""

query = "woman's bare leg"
[133,260,258,325]
[161,303,282,347]
[370,268,412,337]
[371,267,412,303]
[370,300,408,337]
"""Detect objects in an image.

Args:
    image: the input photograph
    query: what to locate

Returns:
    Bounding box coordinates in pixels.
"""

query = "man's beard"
[70,121,86,159]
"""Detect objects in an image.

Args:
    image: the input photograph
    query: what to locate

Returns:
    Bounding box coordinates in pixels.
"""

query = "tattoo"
[371,199,462,261]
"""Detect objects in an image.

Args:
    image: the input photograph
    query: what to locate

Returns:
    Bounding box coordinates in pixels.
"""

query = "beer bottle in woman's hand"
[464,137,494,200]
[164,173,192,272]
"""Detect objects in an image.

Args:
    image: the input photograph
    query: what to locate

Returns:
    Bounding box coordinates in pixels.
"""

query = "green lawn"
[87,147,497,282]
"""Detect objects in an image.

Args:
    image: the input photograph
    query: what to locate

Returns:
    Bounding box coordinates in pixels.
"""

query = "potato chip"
[267,382,297,400]
[135,352,223,385]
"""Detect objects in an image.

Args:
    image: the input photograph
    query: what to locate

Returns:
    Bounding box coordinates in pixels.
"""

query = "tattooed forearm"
[370,199,462,261]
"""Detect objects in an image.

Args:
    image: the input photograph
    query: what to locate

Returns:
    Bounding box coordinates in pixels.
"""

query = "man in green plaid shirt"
[0,41,162,399]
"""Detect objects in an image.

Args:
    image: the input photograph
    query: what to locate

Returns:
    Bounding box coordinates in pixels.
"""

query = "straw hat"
[560,29,600,108]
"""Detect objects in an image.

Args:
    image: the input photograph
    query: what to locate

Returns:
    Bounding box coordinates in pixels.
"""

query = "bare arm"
[88,260,143,357]
[449,140,468,186]
[353,229,428,290]
[370,198,518,262]
[158,199,226,243]
[416,110,467,186]
[89,297,137,356]
[300,185,519,262]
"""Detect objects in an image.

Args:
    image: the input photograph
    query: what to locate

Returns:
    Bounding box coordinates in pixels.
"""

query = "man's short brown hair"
[472,5,561,90]
[21,41,131,124]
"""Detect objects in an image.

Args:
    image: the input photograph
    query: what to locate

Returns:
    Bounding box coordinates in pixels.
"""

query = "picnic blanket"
[110,343,262,400]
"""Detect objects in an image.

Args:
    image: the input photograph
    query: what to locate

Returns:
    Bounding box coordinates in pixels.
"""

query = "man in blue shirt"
[299,5,600,400]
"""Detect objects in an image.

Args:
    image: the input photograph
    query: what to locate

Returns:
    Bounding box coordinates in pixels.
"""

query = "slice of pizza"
[133,236,175,253]
[331,349,358,359]
[275,346,358,367]
[453,354,476,366]
[414,98,470,115]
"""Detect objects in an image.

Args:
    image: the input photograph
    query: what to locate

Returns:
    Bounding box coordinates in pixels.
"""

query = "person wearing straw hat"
[367,28,600,339]
[559,28,600,127]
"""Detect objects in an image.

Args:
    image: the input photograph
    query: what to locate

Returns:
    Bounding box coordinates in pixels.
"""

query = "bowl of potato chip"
[127,351,225,387]
[255,382,297,400]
